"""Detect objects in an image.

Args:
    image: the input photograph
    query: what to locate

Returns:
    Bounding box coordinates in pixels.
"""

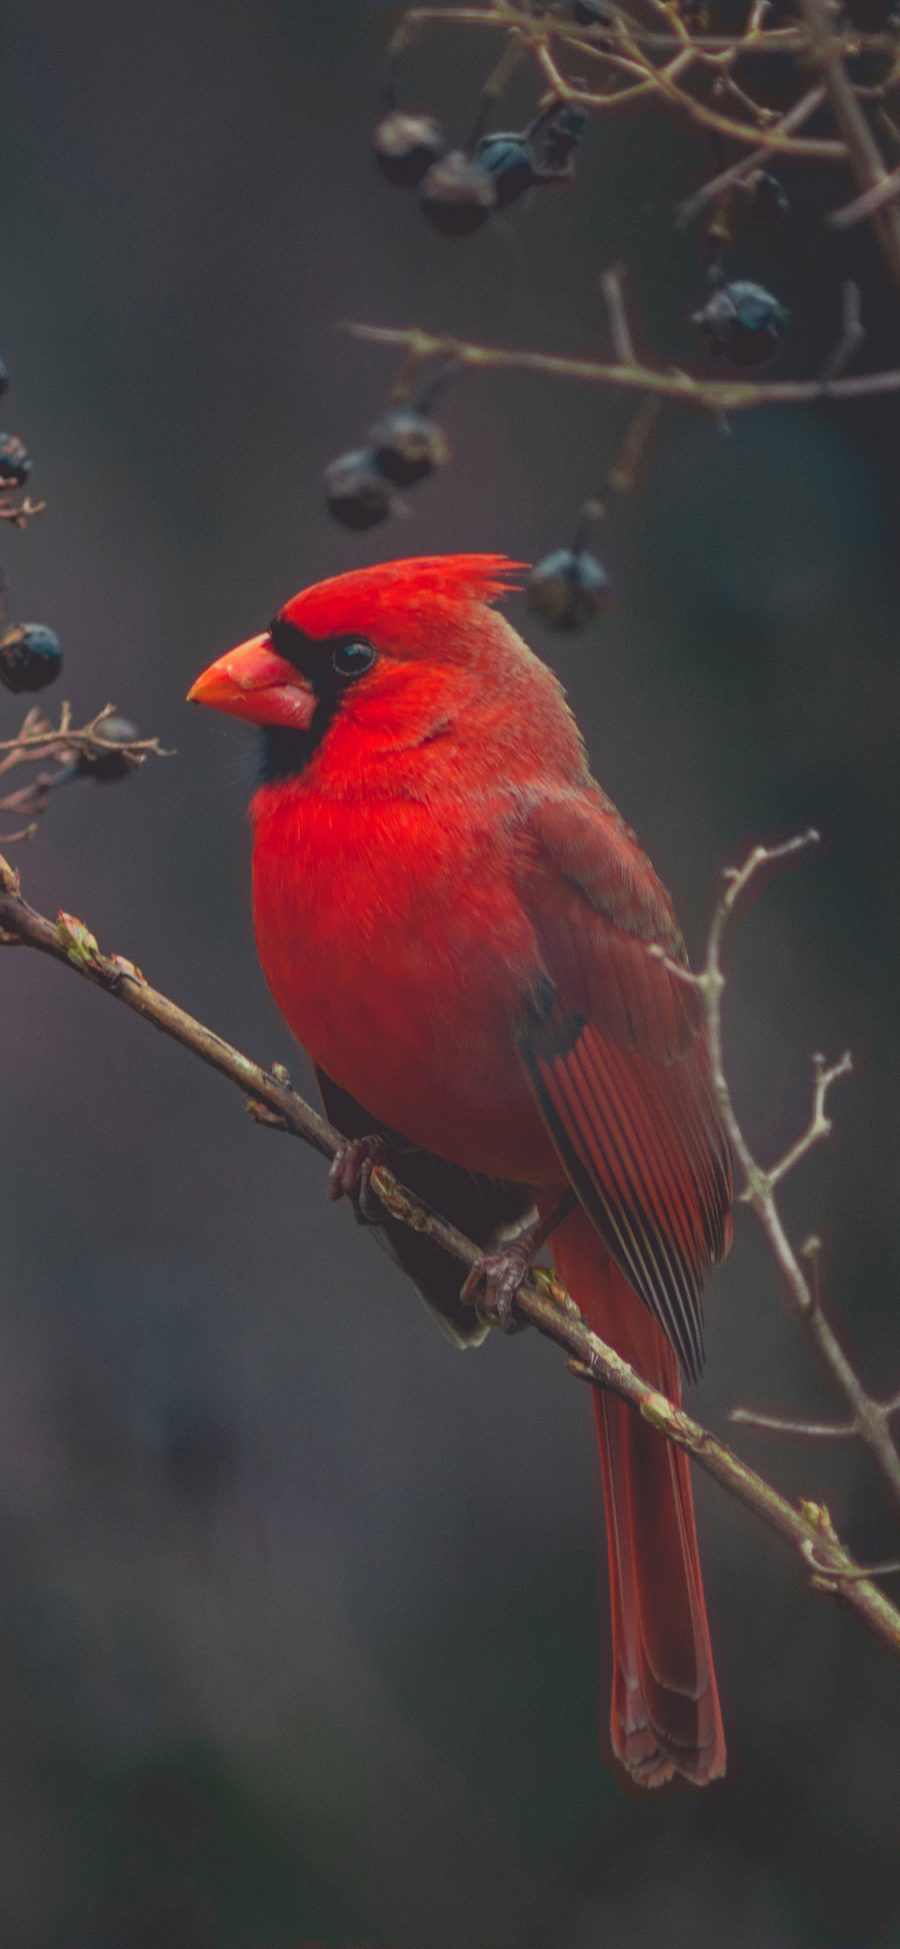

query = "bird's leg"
[461,1189,576,1332]
[328,1135,389,1225]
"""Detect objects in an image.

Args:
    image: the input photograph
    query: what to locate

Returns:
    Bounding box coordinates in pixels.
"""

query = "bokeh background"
[1,3,899,1944]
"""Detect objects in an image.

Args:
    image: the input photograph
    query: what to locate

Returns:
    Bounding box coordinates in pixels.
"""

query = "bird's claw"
[461,1239,534,1334]
[328,1135,388,1225]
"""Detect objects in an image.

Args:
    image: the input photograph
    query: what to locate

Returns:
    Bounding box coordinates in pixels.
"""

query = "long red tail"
[551,1206,725,1787]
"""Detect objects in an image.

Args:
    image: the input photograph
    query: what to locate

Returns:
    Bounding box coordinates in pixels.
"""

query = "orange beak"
[187,633,316,731]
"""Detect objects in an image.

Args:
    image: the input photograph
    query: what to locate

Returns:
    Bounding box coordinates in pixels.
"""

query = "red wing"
[515,791,733,1380]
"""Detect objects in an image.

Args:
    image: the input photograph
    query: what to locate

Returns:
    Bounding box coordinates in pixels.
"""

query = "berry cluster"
[324,400,449,530]
[75,715,142,785]
[0,360,65,698]
[692,271,789,370]
[0,350,141,799]
[0,431,30,490]
[0,622,62,694]
[333,19,797,594]
[374,102,588,238]
[527,547,612,633]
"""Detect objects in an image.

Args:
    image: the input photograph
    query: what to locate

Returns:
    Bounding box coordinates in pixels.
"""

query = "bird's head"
[188,554,582,786]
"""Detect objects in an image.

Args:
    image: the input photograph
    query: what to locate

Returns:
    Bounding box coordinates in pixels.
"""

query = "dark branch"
[0,857,898,1661]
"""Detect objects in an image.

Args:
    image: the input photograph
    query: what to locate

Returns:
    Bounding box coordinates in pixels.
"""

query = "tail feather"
[551,1206,725,1787]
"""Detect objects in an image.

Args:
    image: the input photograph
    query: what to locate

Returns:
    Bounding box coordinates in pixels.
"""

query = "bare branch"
[545,52,842,156]
[798,0,900,289]
[0,704,168,842]
[0,702,166,767]
[389,2,847,155]
[819,280,866,383]
[0,495,46,529]
[600,264,636,366]
[676,90,827,228]
[830,159,900,227]
[731,1407,858,1439]
[343,321,900,414]
[0,862,899,1659]
[673,831,900,1512]
[801,1541,900,1582]
[763,1050,853,1188]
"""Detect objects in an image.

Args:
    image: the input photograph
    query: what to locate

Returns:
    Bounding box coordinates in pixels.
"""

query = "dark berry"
[538,106,589,172]
[369,408,448,486]
[474,133,538,209]
[748,171,789,224]
[323,449,393,530]
[692,279,788,368]
[527,550,612,631]
[420,151,497,236]
[77,715,139,783]
[574,0,614,22]
[373,110,444,188]
[0,622,62,693]
[0,434,30,487]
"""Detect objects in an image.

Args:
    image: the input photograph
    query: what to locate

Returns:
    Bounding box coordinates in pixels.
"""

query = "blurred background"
[1,2,899,1944]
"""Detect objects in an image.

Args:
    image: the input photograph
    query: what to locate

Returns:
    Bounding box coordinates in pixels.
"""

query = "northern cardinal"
[189,554,732,1786]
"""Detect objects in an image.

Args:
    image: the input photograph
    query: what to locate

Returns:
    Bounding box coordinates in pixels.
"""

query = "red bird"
[189,554,732,1786]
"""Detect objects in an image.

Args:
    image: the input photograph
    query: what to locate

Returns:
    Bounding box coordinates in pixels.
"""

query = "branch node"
[532,1264,581,1314]
[369,1164,432,1234]
[245,1097,289,1129]
[739,1163,772,1204]
[646,940,707,990]
[801,1537,900,1583]
[54,912,104,974]
[108,953,146,988]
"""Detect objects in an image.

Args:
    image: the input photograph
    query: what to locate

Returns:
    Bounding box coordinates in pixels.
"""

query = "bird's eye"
[332,639,376,680]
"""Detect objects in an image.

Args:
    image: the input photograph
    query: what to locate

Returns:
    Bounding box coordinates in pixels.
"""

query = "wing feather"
[515,791,732,1379]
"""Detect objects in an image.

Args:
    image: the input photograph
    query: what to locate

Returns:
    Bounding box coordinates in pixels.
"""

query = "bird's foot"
[461,1235,537,1334]
[328,1135,388,1225]
[460,1193,576,1333]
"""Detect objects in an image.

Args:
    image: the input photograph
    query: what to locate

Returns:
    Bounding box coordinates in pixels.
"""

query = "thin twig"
[799,0,900,289]
[343,321,900,413]
[0,862,898,1657]
[651,831,900,1512]
[0,704,168,842]
[830,157,900,226]
[0,496,46,529]
[0,703,166,768]
[389,1,888,59]
[801,1541,900,1581]
[544,9,843,156]
[819,281,866,383]
[763,1050,853,1187]
[676,87,827,228]
[395,2,847,155]
[731,1407,857,1438]
[601,264,637,365]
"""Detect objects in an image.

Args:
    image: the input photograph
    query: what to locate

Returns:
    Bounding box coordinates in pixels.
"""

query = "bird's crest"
[279,555,527,643]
